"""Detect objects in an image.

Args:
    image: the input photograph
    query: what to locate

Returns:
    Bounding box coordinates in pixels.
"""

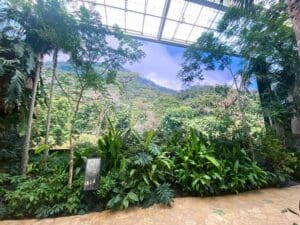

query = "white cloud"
[44,39,238,91]
[126,40,235,90]
[199,70,234,87]
[44,52,70,62]
[125,41,184,90]
[145,72,182,91]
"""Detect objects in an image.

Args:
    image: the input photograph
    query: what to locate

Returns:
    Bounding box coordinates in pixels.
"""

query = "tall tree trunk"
[43,49,58,165]
[21,53,44,174]
[232,76,247,126]
[68,87,84,189]
[256,77,272,127]
[286,0,300,57]
[95,108,106,137]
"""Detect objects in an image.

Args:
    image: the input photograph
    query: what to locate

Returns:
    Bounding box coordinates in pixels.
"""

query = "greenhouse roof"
[66,0,232,47]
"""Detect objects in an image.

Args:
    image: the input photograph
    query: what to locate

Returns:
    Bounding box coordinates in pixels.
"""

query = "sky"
[45,39,255,91]
[125,40,238,91]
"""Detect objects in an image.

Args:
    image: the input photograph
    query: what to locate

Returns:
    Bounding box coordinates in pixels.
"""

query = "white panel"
[146,0,166,16]
[94,5,107,25]
[106,7,125,28]
[161,20,178,39]
[167,0,185,20]
[126,11,143,31]
[65,1,84,12]
[210,11,225,29]
[196,6,218,27]
[127,0,146,13]
[188,26,206,42]
[93,0,105,4]
[182,2,203,24]
[174,23,193,41]
[105,0,125,9]
[143,15,161,36]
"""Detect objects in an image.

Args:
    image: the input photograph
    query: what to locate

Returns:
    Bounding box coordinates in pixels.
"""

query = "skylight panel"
[182,2,203,24]
[105,0,125,9]
[93,0,105,4]
[196,6,218,28]
[65,1,84,13]
[94,5,107,25]
[146,0,166,16]
[167,0,185,20]
[188,26,206,42]
[106,7,125,28]
[127,0,146,13]
[126,11,143,32]
[69,0,228,46]
[143,15,161,37]
[174,23,193,41]
[210,11,225,29]
[161,20,178,39]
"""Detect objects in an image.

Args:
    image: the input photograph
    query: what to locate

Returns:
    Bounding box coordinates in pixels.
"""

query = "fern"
[133,152,153,167]
[155,183,174,206]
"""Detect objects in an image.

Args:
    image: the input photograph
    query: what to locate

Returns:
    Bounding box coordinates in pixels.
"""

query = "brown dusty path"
[1,185,300,225]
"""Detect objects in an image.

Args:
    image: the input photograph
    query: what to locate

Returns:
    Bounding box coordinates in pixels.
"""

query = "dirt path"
[1,185,300,225]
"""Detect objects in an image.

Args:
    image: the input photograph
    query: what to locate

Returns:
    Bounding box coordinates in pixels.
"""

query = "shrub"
[256,132,298,185]
[2,172,85,218]
[174,129,268,196]
[96,129,174,210]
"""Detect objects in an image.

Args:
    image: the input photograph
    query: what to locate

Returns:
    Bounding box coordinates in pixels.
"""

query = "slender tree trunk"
[231,74,255,160]
[68,87,84,189]
[43,49,58,165]
[233,78,246,125]
[95,108,106,137]
[21,53,44,174]
[286,0,300,57]
[256,77,272,127]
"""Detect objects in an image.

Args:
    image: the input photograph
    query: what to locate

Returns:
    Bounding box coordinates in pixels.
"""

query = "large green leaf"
[204,155,220,168]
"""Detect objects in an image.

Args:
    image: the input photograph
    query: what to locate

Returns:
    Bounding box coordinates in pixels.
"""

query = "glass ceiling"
[66,0,232,46]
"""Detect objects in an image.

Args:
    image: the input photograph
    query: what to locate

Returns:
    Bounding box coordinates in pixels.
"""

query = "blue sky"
[125,40,236,91]
[45,39,256,91]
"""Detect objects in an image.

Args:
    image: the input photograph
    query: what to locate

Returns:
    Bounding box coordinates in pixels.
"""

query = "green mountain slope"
[34,62,264,147]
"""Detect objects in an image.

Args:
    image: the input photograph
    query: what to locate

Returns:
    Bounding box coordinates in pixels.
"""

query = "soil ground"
[1,185,300,225]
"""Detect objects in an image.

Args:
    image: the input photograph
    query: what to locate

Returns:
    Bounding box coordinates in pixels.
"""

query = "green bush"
[2,172,84,218]
[256,132,298,185]
[174,129,268,196]
[96,129,174,210]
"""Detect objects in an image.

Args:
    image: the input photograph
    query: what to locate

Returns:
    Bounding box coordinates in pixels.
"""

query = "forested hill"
[38,61,263,144]
[43,61,177,96]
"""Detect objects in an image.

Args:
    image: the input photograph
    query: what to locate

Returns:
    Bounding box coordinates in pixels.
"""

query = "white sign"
[84,158,101,191]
